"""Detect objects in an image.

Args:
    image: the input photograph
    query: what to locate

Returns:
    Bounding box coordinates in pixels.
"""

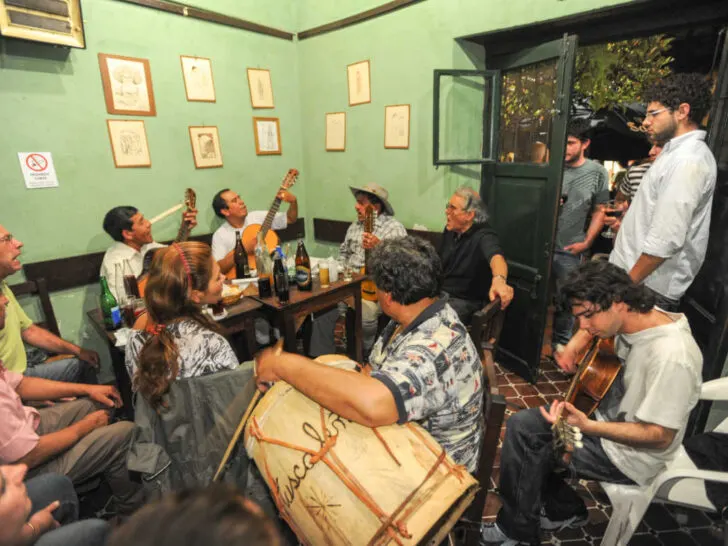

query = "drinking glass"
[598,199,627,239]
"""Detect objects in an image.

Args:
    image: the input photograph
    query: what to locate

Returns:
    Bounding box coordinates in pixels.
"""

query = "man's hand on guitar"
[554,344,578,374]
[277,190,297,204]
[183,208,198,230]
[540,400,589,431]
[362,233,381,250]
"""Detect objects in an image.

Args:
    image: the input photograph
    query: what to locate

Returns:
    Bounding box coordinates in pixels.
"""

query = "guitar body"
[361,205,378,302]
[553,337,622,463]
[240,226,279,272]
[567,338,621,416]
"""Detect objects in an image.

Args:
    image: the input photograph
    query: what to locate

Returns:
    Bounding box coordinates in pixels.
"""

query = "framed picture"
[247,68,275,109]
[180,56,216,102]
[253,117,281,155]
[384,104,410,149]
[106,120,151,168]
[325,112,346,151]
[347,60,371,106]
[98,53,156,116]
[189,126,223,168]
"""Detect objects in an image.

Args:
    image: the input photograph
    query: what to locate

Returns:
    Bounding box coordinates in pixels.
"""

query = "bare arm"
[583,209,606,248]
[20,326,98,367]
[629,253,666,285]
[16,411,110,469]
[218,252,235,275]
[15,376,92,401]
[256,350,399,427]
[286,198,298,225]
[584,419,676,450]
[488,255,513,309]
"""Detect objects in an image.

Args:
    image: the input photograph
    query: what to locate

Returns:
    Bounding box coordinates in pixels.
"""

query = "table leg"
[281,313,298,354]
[109,347,134,420]
[353,289,363,363]
[243,317,257,357]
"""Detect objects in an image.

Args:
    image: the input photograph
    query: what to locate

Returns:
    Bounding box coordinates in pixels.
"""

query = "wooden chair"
[9,278,61,337]
[457,297,507,546]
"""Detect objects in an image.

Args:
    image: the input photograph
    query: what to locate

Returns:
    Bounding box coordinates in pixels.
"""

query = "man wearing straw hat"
[100,206,198,301]
[309,183,407,357]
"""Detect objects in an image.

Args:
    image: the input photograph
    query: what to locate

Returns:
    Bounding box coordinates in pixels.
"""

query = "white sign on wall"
[18,152,59,189]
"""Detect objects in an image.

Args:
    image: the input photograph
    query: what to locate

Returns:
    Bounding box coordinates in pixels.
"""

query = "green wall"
[0,0,632,379]
[0,0,301,380]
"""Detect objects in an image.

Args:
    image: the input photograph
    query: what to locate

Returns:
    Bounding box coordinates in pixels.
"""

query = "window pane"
[498,59,558,164]
[437,74,491,162]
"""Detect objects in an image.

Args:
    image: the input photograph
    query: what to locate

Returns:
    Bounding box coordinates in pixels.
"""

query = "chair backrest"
[469,297,506,395]
[8,278,61,337]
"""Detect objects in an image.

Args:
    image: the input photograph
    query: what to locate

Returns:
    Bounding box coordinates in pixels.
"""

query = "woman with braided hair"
[124,242,238,408]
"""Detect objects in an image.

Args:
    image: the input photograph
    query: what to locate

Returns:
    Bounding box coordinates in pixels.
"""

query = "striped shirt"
[339,214,407,269]
[556,159,610,250]
[619,163,651,200]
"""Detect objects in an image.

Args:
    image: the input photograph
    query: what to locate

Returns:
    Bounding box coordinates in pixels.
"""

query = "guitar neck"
[555,339,600,428]
[260,196,283,237]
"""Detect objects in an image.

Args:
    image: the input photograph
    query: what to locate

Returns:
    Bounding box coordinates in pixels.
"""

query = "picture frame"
[347,60,371,106]
[325,112,346,151]
[384,104,410,149]
[247,68,275,109]
[106,120,151,168]
[253,117,282,155]
[98,53,156,116]
[189,126,223,168]
[180,56,216,102]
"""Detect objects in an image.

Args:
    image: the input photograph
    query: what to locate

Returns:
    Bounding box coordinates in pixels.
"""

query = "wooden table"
[87,297,263,416]
[252,275,365,362]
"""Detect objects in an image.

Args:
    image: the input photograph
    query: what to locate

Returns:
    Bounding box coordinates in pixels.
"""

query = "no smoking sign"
[18,152,59,189]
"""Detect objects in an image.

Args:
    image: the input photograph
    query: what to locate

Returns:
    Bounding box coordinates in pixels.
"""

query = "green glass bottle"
[100,276,121,330]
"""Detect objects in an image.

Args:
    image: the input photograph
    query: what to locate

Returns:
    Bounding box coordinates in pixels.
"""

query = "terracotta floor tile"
[482,491,502,518]
[499,385,517,398]
[514,383,540,396]
[523,395,547,408]
[505,373,528,385]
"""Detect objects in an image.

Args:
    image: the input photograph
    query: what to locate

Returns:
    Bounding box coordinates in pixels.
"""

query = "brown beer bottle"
[295,240,312,291]
[234,234,249,279]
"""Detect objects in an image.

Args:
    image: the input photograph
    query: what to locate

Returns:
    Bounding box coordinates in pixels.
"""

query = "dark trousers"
[647,287,680,313]
[444,294,484,325]
[496,408,634,543]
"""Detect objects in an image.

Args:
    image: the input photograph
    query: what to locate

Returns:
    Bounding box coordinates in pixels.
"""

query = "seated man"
[309,183,407,357]
[101,205,198,300]
[440,187,513,323]
[0,291,144,515]
[257,236,483,472]
[211,188,298,275]
[481,260,702,545]
[0,225,97,383]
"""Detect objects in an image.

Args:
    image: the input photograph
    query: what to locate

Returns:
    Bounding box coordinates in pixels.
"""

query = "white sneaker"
[479,523,531,545]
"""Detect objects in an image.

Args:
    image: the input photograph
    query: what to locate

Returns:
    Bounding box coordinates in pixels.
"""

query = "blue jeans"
[551,251,583,348]
[495,408,634,543]
[26,474,109,546]
[24,356,97,384]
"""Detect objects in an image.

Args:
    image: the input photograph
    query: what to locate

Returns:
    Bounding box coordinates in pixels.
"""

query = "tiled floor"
[485,356,725,545]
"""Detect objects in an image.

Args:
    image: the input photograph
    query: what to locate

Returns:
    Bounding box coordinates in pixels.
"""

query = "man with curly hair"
[481,261,702,545]
[607,73,716,312]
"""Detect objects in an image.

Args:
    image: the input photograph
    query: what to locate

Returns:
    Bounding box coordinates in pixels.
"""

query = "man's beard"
[651,118,678,143]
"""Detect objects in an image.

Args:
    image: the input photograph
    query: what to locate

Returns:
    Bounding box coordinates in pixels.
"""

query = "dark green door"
[483,36,579,382]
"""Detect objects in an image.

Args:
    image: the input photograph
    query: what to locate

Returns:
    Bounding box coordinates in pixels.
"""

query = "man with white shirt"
[101,206,198,300]
[608,73,717,312]
[211,188,298,275]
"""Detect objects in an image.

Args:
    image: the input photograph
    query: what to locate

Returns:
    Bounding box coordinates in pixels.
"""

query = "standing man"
[308,183,407,357]
[481,261,702,545]
[608,73,716,312]
[211,188,298,275]
[551,119,609,351]
[439,187,513,324]
[101,205,198,300]
[0,225,97,383]
[615,139,665,204]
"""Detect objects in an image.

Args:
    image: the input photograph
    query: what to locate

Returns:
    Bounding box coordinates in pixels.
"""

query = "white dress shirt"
[100,241,166,301]
[610,130,717,300]
[211,211,287,261]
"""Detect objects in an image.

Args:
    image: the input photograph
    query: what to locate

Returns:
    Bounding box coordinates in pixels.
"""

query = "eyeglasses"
[445,203,464,212]
[0,234,14,244]
[644,107,671,119]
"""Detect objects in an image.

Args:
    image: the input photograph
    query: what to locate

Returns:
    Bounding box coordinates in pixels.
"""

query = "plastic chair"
[600,376,728,546]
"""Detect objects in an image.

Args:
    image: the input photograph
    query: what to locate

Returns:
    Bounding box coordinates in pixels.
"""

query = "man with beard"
[607,73,717,313]
[101,206,198,300]
[551,119,609,352]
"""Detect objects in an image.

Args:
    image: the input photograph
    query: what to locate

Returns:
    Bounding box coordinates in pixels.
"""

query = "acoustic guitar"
[360,204,378,302]
[138,188,197,296]
[240,168,299,270]
[552,337,622,464]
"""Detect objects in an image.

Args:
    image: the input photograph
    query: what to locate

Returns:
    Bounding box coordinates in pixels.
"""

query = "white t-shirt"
[100,241,166,301]
[211,211,287,261]
[597,310,702,485]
